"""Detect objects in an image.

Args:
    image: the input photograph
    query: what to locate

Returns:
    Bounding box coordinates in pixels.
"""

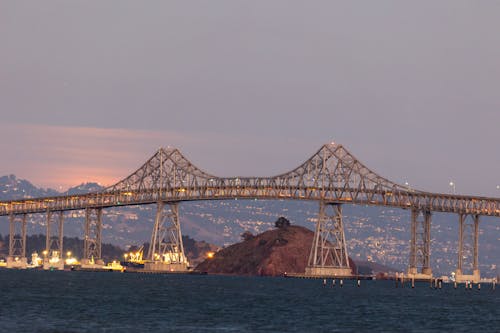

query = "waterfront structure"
[0,143,498,280]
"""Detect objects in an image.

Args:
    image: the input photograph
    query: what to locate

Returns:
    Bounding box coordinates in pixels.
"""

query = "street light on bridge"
[449,181,456,195]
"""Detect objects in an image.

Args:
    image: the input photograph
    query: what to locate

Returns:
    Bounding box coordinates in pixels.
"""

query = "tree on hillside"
[275,216,290,229]
[241,231,254,241]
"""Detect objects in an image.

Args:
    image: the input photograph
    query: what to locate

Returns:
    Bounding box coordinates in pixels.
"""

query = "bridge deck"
[1,186,499,216]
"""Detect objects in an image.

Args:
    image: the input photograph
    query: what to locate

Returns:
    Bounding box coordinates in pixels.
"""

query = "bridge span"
[1,143,499,280]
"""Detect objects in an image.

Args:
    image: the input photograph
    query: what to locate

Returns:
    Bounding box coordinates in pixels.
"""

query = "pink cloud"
[0,122,317,191]
[0,123,196,190]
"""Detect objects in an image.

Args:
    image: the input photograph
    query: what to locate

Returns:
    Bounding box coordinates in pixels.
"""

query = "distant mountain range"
[0,175,103,199]
[0,175,499,277]
[0,174,60,200]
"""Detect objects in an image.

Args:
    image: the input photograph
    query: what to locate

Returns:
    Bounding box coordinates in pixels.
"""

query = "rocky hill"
[195,225,355,276]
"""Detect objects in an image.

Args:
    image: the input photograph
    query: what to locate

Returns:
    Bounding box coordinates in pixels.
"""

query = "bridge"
[1,143,499,280]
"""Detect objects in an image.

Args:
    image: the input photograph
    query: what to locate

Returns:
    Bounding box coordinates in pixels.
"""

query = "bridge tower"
[407,209,432,279]
[7,213,28,269]
[82,208,103,266]
[147,201,188,271]
[455,214,480,283]
[305,202,352,277]
[43,211,64,270]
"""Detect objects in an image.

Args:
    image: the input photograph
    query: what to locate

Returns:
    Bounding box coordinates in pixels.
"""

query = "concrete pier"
[80,258,105,270]
[304,267,353,278]
[6,256,27,269]
[406,269,433,282]
[43,259,64,271]
[454,269,480,284]
[143,262,189,272]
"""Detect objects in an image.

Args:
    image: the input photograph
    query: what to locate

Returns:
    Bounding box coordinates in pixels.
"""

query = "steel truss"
[305,202,352,276]
[46,210,64,260]
[408,209,432,276]
[9,213,26,258]
[1,143,498,218]
[84,208,102,262]
[148,201,187,264]
[456,214,480,278]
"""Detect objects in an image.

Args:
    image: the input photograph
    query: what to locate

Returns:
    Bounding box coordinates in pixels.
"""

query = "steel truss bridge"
[1,143,499,279]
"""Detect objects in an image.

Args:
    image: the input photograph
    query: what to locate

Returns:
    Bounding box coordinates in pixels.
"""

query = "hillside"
[195,225,355,276]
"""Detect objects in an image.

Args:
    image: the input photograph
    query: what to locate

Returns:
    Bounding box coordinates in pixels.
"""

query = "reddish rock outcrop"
[195,225,355,276]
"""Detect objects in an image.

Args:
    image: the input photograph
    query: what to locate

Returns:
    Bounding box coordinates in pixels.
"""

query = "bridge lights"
[449,181,456,195]
[65,252,77,265]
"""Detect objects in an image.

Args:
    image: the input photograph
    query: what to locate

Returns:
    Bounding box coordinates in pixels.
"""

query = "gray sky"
[0,1,499,196]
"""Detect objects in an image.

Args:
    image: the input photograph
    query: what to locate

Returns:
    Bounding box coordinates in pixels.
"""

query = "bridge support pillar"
[82,208,103,267]
[407,209,432,279]
[305,202,352,277]
[455,214,480,283]
[146,201,189,272]
[7,214,28,269]
[43,211,64,270]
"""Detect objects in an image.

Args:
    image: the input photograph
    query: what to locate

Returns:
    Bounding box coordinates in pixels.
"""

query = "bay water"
[0,270,498,332]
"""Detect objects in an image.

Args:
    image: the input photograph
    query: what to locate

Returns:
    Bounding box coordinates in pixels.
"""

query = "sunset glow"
[0,123,192,190]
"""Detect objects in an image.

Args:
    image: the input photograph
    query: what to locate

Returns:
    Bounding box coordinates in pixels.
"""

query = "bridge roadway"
[0,184,499,217]
[0,143,498,280]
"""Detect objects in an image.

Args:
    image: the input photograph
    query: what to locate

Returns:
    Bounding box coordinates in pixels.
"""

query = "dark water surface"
[0,270,498,332]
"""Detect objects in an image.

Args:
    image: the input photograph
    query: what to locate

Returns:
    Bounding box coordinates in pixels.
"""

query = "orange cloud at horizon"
[30,165,122,191]
[0,122,317,191]
[0,123,199,191]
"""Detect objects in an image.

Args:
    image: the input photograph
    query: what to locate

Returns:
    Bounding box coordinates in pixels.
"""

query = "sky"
[0,1,499,196]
